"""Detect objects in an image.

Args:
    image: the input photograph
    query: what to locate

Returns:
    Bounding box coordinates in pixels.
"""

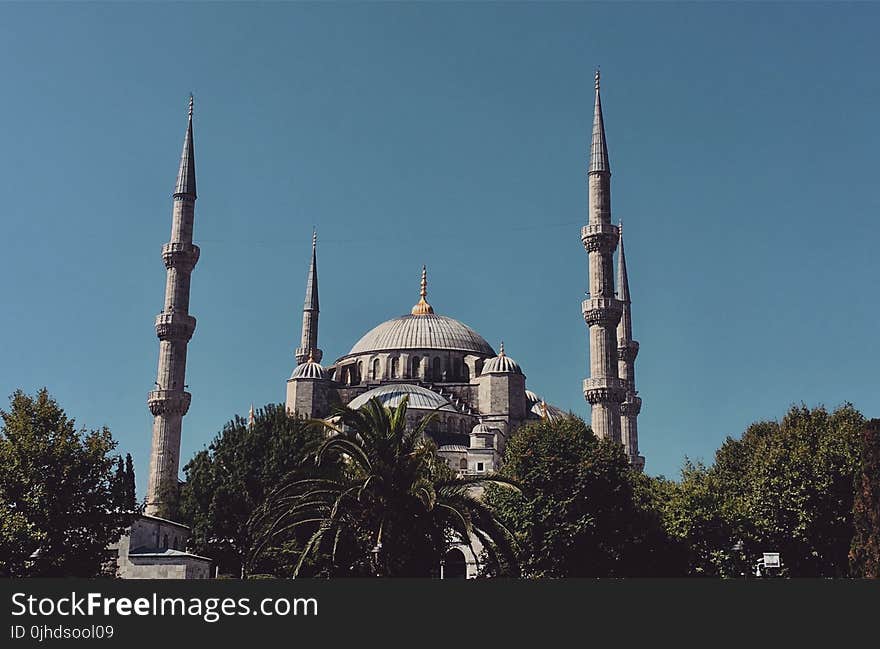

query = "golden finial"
[540,400,548,419]
[307,349,315,363]
[188,94,194,118]
[411,265,434,315]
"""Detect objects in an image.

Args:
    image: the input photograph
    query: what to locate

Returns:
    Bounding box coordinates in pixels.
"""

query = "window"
[433,357,442,381]
[357,361,363,384]
[476,462,485,472]
[459,458,467,470]
[371,358,380,381]
[173,536,179,550]
[391,357,399,379]
[412,356,420,377]
[162,534,169,549]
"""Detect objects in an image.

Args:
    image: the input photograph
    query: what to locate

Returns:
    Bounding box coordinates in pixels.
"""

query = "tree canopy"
[0,388,133,577]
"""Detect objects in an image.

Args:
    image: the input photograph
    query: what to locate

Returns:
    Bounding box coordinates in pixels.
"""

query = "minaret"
[616,224,644,469]
[581,70,625,442]
[146,95,200,518]
[294,230,322,365]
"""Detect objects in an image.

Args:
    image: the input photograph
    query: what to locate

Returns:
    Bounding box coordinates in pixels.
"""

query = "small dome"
[481,342,522,375]
[291,359,328,380]
[347,383,458,413]
[471,423,495,435]
[528,399,566,422]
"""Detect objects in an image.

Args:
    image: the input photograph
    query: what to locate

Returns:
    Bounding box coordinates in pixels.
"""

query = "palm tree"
[247,396,520,577]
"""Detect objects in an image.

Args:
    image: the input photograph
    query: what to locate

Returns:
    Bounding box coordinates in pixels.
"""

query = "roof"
[347,383,458,413]
[345,313,495,357]
[290,359,328,380]
[481,343,523,375]
[438,445,468,453]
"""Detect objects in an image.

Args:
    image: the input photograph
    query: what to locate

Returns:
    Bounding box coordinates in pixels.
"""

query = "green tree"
[484,415,682,577]
[248,397,519,577]
[0,388,133,577]
[178,403,329,577]
[656,404,864,577]
[849,419,880,577]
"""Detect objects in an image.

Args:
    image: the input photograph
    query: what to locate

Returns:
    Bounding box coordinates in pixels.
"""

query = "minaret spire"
[146,95,201,517]
[616,224,644,470]
[589,69,610,174]
[295,229,322,365]
[581,69,625,443]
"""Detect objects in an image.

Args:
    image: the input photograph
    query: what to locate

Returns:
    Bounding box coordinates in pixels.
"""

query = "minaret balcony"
[621,394,642,416]
[582,297,623,328]
[147,390,192,416]
[155,312,196,341]
[162,242,200,270]
[617,340,640,363]
[583,378,627,404]
[581,223,619,254]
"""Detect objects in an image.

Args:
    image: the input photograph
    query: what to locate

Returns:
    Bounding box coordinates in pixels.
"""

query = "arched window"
[371,358,380,381]
[162,534,169,550]
[391,357,399,379]
[475,359,484,377]
[433,357,442,381]
[459,458,467,470]
[357,361,363,385]
[463,362,470,381]
[412,356,420,378]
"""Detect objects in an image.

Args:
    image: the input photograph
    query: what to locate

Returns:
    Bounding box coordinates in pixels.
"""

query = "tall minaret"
[616,224,644,469]
[146,96,200,518]
[294,230,322,365]
[581,70,625,442]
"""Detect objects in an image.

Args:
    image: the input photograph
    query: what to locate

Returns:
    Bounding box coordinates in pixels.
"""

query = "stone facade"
[109,515,212,579]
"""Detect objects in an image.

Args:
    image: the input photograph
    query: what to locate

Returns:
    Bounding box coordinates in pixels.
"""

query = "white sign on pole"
[763,552,780,568]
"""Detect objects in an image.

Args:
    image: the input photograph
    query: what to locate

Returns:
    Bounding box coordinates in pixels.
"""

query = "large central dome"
[348,313,495,356]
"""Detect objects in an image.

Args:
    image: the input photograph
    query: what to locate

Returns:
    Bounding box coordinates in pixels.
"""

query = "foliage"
[484,415,684,577]
[656,404,864,577]
[0,388,133,577]
[849,419,880,578]
[248,396,520,577]
[179,403,329,577]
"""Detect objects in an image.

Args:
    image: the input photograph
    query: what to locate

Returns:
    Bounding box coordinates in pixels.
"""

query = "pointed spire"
[174,94,197,197]
[589,69,610,174]
[411,265,434,315]
[304,228,319,311]
[247,403,255,429]
[617,221,630,303]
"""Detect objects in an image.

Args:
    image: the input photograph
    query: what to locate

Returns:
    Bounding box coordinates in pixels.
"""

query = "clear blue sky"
[2,3,879,498]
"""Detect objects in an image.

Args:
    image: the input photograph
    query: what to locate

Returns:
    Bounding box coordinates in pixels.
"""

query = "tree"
[0,388,133,577]
[248,396,519,577]
[849,419,880,578]
[656,404,864,577]
[178,403,330,578]
[483,415,682,577]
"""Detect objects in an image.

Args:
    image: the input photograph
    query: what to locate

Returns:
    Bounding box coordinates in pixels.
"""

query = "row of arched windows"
[338,354,486,386]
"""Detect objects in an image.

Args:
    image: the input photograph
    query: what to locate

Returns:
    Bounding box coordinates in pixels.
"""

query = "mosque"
[132,71,644,578]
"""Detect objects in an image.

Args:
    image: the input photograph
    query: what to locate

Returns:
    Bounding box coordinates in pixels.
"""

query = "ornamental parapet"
[147,390,192,417]
[617,340,640,363]
[155,312,197,341]
[582,297,623,328]
[162,242,200,271]
[620,394,642,416]
[581,223,619,254]
[583,378,627,404]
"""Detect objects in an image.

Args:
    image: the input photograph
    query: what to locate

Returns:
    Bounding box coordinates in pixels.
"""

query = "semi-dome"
[290,356,328,380]
[481,342,522,375]
[471,422,496,435]
[347,383,458,413]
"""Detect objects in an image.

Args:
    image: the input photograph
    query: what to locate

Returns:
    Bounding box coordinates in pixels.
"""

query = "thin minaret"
[581,70,625,442]
[295,230,322,365]
[616,224,644,469]
[146,95,200,518]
